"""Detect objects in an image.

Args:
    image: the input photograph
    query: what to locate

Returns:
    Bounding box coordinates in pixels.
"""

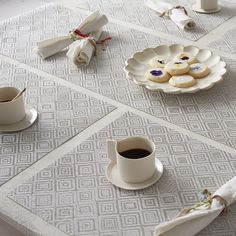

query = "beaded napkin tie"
[177,189,228,218]
[69,29,112,55]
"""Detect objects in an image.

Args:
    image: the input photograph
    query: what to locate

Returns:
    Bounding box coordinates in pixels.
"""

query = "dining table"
[0,0,236,235]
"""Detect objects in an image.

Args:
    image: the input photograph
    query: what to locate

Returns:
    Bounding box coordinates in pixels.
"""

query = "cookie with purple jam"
[149,56,168,68]
[188,63,210,79]
[145,68,171,83]
[174,52,198,65]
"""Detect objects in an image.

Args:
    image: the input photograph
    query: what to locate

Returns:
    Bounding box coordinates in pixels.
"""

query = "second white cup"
[107,136,156,183]
[196,0,218,11]
[0,87,26,125]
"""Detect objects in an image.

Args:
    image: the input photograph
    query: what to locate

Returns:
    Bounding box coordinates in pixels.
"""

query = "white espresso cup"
[0,87,26,125]
[107,136,156,183]
[196,0,218,10]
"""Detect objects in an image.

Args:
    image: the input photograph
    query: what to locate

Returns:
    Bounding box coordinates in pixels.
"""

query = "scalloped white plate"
[124,44,227,94]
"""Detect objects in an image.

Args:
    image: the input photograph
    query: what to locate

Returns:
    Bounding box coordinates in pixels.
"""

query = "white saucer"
[192,4,222,13]
[0,105,38,132]
[105,158,163,190]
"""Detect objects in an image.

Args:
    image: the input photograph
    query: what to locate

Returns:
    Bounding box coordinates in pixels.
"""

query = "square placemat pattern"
[0,4,172,69]
[0,60,115,185]
[9,112,236,236]
[1,5,236,150]
[71,0,235,41]
[209,27,236,55]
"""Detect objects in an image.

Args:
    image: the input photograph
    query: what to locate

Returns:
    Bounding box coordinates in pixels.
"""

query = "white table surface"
[0,1,236,236]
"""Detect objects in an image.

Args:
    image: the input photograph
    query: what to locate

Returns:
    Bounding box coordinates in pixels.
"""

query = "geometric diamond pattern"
[0,60,115,185]
[73,0,235,41]
[1,2,236,235]
[1,5,236,151]
[9,112,236,236]
[0,4,173,70]
[209,27,236,55]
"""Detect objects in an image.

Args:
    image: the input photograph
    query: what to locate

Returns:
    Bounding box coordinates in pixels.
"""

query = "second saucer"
[105,158,163,190]
[0,105,38,132]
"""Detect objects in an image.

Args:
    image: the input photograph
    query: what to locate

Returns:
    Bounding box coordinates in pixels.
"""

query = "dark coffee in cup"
[119,148,151,159]
[107,136,156,183]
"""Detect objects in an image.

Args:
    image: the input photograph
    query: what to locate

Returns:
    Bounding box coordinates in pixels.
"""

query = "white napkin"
[36,11,108,59]
[66,29,103,66]
[155,176,236,236]
[145,0,196,30]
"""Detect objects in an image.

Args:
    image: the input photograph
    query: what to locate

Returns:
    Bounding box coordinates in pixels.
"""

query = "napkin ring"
[177,190,228,218]
[88,38,97,56]
[69,29,112,55]
[89,37,112,55]
[69,29,90,41]
[212,195,228,215]
[160,5,188,18]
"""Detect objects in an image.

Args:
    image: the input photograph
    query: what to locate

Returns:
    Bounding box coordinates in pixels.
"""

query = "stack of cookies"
[145,52,210,88]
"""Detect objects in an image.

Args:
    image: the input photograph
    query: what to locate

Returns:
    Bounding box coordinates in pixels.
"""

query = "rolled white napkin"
[155,176,236,236]
[66,29,103,66]
[145,0,196,30]
[36,36,73,60]
[36,10,108,59]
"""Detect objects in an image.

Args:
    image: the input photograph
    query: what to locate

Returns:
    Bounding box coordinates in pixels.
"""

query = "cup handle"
[107,140,117,163]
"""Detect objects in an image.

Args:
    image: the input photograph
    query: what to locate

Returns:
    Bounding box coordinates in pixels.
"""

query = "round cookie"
[149,56,168,68]
[145,68,171,83]
[169,75,196,88]
[164,60,190,76]
[189,63,210,79]
[174,52,197,65]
